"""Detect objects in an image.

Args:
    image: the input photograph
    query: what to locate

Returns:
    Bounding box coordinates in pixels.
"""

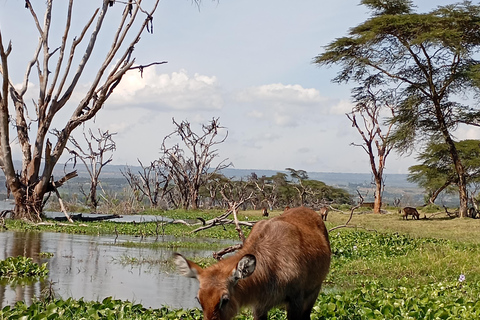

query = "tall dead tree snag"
[346,86,395,214]
[0,0,163,221]
[159,118,231,210]
[65,128,116,212]
[122,159,171,209]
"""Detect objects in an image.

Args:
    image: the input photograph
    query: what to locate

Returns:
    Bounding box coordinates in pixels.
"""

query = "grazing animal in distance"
[174,206,331,320]
[401,207,420,220]
[319,206,329,221]
[262,207,268,217]
[283,205,290,213]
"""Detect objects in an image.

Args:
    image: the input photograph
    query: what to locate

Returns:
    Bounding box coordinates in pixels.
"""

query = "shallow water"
[0,230,219,309]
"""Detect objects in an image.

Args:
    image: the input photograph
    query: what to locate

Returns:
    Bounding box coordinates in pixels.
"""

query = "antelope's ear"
[173,253,201,279]
[232,254,256,283]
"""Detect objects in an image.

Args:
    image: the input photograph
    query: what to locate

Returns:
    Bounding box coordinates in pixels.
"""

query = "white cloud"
[109,68,224,111]
[247,110,264,119]
[235,83,354,129]
[455,124,480,140]
[237,83,326,106]
[329,99,354,115]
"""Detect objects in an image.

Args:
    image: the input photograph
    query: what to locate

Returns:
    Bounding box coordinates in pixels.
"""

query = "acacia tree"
[315,0,480,217]
[408,139,480,205]
[0,0,163,221]
[286,168,309,206]
[346,85,395,213]
[159,118,231,210]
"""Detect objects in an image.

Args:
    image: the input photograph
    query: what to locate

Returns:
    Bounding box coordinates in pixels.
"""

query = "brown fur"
[319,206,329,221]
[402,207,420,220]
[174,207,331,320]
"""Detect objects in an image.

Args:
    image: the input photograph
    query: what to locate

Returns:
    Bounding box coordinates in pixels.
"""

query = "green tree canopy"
[315,0,480,216]
[408,139,480,204]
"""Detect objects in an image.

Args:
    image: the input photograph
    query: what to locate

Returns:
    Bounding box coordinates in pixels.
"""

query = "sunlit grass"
[324,209,480,244]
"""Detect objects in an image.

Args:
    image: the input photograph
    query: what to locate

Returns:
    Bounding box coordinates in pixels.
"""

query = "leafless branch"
[329,190,367,232]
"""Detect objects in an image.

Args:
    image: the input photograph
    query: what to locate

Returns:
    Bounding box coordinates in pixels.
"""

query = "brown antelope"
[401,207,420,220]
[319,206,329,221]
[174,206,331,320]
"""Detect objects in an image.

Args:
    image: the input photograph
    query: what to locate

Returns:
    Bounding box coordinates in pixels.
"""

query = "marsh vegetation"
[1,207,479,319]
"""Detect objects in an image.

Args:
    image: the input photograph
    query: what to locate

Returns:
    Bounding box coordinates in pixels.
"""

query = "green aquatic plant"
[0,256,48,279]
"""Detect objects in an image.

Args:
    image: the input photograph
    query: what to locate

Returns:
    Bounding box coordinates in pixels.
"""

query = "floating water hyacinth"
[458,274,466,282]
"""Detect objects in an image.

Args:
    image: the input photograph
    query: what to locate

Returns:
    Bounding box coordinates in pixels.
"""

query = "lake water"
[0,230,220,309]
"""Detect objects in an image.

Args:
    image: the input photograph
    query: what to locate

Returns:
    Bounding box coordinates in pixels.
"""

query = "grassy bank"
[2,208,480,319]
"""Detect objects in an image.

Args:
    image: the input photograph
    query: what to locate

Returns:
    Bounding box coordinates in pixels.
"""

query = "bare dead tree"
[121,159,171,208]
[64,128,116,212]
[346,86,395,214]
[329,190,373,232]
[0,0,163,221]
[159,118,231,210]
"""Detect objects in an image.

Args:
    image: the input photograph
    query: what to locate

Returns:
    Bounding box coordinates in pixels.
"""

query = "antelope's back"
[239,206,331,297]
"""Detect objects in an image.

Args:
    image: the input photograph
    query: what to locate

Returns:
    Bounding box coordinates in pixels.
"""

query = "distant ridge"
[0,162,428,205]
[219,168,416,189]
[1,161,415,189]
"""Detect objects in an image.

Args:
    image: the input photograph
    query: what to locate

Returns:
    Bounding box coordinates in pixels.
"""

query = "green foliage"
[408,139,480,203]
[0,297,204,320]
[39,252,54,258]
[2,229,480,319]
[311,280,480,320]
[328,230,446,282]
[5,216,245,241]
[420,204,442,213]
[361,0,413,15]
[0,256,48,280]
[315,0,480,208]
[2,280,478,320]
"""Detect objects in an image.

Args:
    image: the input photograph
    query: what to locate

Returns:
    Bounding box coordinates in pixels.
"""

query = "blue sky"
[1,0,478,174]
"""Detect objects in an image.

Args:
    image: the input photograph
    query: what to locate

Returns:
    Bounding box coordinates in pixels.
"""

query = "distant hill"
[219,168,416,189]
[1,162,433,206]
[50,163,415,188]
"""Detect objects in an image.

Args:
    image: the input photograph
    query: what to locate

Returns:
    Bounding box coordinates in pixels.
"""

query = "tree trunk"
[89,180,98,212]
[11,188,44,222]
[373,178,382,214]
[440,116,468,217]
[190,188,199,210]
[456,167,469,218]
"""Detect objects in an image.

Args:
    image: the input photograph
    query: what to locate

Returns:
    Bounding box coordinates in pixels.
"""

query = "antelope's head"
[173,253,256,320]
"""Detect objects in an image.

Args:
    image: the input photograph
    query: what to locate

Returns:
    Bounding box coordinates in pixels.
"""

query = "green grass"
[3,208,480,319]
[324,209,480,243]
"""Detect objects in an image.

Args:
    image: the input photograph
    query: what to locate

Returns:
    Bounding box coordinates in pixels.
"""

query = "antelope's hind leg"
[286,290,319,320]
[252,308,268,320]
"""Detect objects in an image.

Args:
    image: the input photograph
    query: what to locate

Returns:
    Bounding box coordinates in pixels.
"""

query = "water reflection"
[0,231,218,309]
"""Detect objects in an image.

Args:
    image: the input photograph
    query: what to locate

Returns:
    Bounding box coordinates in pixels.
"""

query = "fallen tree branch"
[329,190,367,232]
[53,213,122,222]
[52,185,74,223]
[213,244,243,261]
[192,218,255,233]
[442,205,458,218]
